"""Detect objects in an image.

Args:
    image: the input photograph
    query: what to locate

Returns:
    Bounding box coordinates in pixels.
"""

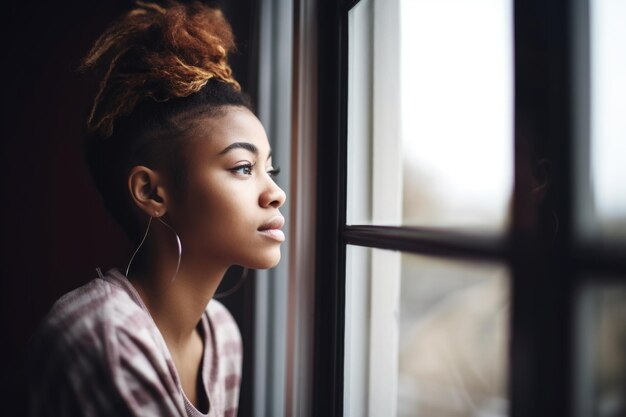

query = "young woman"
[25,1,285,416]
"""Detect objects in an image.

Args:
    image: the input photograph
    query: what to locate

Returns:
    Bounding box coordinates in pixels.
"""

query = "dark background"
[1,1,260,414]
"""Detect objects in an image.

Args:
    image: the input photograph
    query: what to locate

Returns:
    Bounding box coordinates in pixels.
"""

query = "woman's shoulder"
[28,270,154,363]
[24,270,185,416]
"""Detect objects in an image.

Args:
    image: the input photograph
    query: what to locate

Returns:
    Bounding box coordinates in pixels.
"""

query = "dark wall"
[1,1,259,414]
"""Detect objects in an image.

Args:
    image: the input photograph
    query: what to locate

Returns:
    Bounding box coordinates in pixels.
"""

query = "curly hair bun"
[81,0,240,137]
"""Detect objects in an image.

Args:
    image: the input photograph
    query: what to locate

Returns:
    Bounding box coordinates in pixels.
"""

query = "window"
[344,0,513,415]
[310,0,626,417]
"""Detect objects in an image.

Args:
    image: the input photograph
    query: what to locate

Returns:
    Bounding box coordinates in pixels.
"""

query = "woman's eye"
[231,163,255,176]
[267,167,281,178]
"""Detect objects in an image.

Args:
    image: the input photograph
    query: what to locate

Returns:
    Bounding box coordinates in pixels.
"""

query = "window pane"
[575,282,626,417]
[347,0,514,231]
[344,244,510,416]
[576,0,626,240]
[398,253,510,417]
[400,0,514,231]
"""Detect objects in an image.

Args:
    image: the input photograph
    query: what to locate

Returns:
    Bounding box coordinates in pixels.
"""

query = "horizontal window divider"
[343,225,510,261]
[343,226,626,276]
[573,245,626,276]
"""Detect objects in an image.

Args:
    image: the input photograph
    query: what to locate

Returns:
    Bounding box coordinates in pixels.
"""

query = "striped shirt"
[25,268,242,417]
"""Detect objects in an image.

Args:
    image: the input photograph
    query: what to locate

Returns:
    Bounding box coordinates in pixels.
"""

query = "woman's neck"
[128,232,228,346]
[134,269,224,345]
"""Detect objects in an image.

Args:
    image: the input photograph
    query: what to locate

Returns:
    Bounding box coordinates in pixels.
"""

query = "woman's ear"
[128,166,169,217]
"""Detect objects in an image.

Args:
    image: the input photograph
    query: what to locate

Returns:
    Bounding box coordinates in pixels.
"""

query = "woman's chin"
[244,250,282,270]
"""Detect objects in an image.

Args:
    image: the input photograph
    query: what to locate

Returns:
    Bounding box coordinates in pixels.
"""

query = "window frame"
[311,0,626,417]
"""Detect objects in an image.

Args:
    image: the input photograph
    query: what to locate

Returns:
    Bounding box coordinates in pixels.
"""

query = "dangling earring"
[157,216,182,283]
[125,212,183,283]
[125,216,153,278]
[214,267,249,299]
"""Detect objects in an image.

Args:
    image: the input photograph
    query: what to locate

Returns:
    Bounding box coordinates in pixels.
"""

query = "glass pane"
[398,253,510,417]
[575,282,626,417]
[400,0,514,231]
[347,0,514,231]
[577,0,626,240]
[343,244,510,416]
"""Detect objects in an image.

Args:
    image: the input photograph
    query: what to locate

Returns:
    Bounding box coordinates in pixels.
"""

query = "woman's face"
[169,106,286,270]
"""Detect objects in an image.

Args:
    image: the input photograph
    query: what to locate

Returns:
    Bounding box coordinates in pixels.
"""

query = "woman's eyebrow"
[219,142,273,160]
[219,142,258,155]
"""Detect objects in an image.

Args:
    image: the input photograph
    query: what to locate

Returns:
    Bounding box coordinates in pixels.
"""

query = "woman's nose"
[260,177,286,209]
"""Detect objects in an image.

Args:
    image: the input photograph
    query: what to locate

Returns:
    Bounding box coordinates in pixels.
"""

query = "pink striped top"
[26,268,242,417]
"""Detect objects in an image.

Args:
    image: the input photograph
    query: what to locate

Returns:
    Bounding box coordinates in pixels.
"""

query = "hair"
[81,0,251,241]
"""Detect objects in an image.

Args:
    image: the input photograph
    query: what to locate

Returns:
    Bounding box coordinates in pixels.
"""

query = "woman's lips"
[258,228,285,242]
[258,216,285,242]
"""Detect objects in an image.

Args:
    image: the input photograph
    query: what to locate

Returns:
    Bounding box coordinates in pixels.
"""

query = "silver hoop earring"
[125,215,183,283]
[214,267,249,299]
[125,216,153,278]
